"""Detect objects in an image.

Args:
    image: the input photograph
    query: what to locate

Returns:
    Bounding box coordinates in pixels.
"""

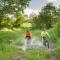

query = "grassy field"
[0,29,60,60]
[9,49,51,60]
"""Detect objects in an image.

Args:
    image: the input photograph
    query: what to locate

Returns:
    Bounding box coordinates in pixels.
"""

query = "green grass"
[0,29,24,43]
[9,49,51,60]
[24,49,51,60]
[48,28,60,48]
[46,27,60,60]
[0,44,17,60]
[0,29,60,60]
[55,48,60,60]
[0,29,24,60]
[0,31,18,42]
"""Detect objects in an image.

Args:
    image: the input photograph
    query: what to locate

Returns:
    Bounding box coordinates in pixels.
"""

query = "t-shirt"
[41,31,49,37]
[25,32,31,36]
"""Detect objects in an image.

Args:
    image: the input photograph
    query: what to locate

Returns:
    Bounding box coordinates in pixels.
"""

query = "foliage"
[25,49,51,60]
[0,0,31,14]
[13,12,25,28]
[54,20,60,36]
[32,3,59,29]
[0,30,20,43]
[0,0,31,29]
[47,20,60,48]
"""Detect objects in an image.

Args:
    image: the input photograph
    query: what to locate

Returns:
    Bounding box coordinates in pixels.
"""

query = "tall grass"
[0,29,24,60]
[0,28,60,60]
[25,49,51,60]
[0,44,16,60]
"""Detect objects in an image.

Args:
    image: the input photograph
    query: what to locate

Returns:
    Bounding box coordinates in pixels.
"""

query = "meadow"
[0,28,60,60]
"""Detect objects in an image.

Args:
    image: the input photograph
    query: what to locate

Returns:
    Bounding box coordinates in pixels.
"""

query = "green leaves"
[13,12,25,28]
[0,0,31,29]
[32,3,59,29]
[0,0,31,14]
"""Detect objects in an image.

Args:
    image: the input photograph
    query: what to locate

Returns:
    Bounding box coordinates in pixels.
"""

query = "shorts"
[26,36,31,40]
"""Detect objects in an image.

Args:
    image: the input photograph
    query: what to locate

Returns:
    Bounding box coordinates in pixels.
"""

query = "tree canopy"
[32,3,60,29]
[0,0,31,29]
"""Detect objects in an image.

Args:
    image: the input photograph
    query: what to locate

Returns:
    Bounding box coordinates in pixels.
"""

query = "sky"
[24,0,60,16]
[29,0,47,10]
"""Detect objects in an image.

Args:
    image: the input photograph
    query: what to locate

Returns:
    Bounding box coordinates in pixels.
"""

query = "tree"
[32,3,58,29]
[13,12,25,28]
[0,16,12,29]
[0,0,31,14]
[41,3,57,29]
[0,0,31,29]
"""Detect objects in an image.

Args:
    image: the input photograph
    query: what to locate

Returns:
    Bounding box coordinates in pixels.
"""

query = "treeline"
[31,3,60,30]
[0,1,60,30]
